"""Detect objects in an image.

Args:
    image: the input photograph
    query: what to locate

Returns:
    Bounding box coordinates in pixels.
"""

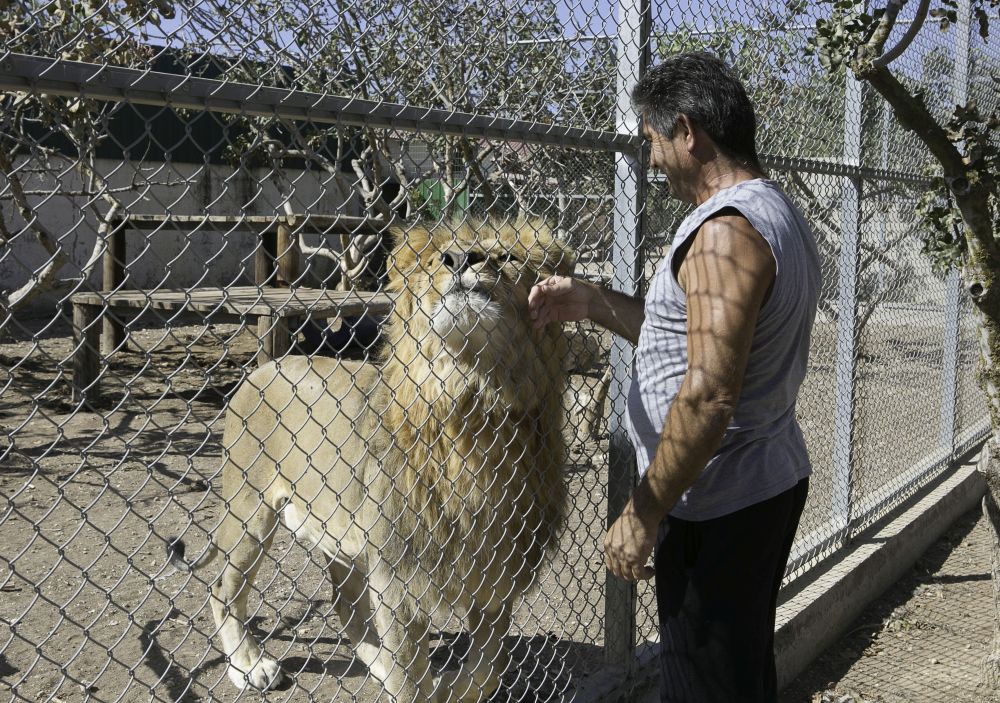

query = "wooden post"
[276,219,300,287]
[270,317,291,359]
[255,314,273,366]
[255,229,278,361]
[72,303,102,404]
[101,224,126,356]
[275,219,301,355]
[255,229,277,287]
[254,313,291,364]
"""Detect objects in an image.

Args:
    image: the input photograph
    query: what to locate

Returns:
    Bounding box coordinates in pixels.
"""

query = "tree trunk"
[982,430,1000,700]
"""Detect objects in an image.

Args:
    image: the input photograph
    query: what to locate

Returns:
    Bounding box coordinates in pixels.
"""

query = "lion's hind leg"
[210,499,287,691]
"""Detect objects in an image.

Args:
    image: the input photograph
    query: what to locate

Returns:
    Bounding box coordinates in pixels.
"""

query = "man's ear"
[676,114,697,151]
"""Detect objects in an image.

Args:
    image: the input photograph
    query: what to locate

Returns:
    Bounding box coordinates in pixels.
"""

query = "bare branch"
[0,204,13,245]
[0,149,66,262]
[862,0,908,62]
[0,135,68,311]
[854,72,963,174]
[78,202,121,285]
[853,62,998,259]
[874,0,931,67]
[297,234,347,267]
[459,138,497,210]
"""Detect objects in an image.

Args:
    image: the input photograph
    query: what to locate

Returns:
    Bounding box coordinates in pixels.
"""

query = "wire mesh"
[0,0,993,701]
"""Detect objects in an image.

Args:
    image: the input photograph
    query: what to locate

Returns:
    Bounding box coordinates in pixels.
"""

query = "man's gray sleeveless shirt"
[626,178,821,521]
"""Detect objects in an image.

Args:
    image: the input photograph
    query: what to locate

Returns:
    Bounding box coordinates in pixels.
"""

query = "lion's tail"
[163,537,219,576]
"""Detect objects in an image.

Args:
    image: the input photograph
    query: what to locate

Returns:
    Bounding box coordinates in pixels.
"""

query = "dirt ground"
[0,314,612,703]
[0,307,989,703]
[780,504,994,703]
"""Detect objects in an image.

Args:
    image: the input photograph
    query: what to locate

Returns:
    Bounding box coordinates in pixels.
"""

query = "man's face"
[642,119,685,196]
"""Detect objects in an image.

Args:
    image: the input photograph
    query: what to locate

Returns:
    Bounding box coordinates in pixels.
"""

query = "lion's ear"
[552,247,578,277]
[386,225,431,293]
[538,241,577,278]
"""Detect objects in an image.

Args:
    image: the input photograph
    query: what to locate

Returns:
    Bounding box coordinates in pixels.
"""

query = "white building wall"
[1,158,357,317]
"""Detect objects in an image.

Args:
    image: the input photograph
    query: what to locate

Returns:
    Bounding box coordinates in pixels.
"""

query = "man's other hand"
[604,506,657,582]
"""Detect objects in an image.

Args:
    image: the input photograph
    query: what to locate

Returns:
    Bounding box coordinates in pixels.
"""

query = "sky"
[134,0,960,100]
[143,0,814,55]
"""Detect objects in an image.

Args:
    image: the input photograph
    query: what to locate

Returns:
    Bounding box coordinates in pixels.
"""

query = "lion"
[166,219,575,702]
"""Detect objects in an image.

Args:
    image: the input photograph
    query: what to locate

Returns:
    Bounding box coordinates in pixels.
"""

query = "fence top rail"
[0,53,641,154]
[647,156,936,186]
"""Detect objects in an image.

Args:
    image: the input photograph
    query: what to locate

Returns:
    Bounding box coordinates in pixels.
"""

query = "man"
[528,52,821,702]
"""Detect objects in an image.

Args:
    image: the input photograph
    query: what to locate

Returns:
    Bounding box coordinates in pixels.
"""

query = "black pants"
[655,478,809,703]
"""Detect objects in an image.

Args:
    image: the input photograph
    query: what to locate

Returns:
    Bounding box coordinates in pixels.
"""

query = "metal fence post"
[940,0,971,458]
[941,269,962,456]
[832,67,864,537]
[605,0,649,670]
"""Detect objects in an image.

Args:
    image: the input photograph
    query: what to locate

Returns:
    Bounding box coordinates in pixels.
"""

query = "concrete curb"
[774,453,986,691]
[571,452,987,702]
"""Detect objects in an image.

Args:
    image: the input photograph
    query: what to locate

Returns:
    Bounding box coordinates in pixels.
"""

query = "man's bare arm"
[528,276,645,344]
[585,283,645,344]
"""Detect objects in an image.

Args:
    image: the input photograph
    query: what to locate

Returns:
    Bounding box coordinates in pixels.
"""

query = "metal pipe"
[0,53,641,154]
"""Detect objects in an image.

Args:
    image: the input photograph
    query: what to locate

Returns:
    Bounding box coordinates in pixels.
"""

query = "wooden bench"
[94,212,386,353]
[70,287,392,403]
[70,212,390,402]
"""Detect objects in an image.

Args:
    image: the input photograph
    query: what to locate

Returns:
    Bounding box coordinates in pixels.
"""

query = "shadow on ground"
[779,506,992,703]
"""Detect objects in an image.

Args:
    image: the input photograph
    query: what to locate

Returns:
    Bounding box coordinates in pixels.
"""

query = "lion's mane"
[371,219,576,600]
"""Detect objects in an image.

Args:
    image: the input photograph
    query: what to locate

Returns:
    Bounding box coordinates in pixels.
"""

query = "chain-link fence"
[0,0,992,701]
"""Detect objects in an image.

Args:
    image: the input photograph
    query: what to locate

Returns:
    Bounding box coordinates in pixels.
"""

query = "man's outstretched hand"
[528,275,594,329]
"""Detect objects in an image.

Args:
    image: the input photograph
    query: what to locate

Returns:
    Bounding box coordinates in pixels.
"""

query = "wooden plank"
[70,287,393,318]
[110,213,386,235]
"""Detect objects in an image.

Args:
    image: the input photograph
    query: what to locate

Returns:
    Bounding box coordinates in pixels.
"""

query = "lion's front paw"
[227,655,286,690]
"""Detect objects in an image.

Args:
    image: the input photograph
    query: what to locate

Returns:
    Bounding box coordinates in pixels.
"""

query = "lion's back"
[222,356,383,502]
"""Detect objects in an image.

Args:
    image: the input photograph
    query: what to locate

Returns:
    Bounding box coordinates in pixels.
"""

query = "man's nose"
[441,250,486,273]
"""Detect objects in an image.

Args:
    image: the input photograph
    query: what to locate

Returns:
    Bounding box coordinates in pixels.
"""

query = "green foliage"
[916,177,967,272]
[916,98,1000,273]
[971,0,999,37]
[930,0,961,30]
[652,3,855,159]
[807,0,999,280]
[1,0,160,157]
[187,0,596,219]
[948,101,1000,191]
[0,0,175,216]
[805,3,884,72]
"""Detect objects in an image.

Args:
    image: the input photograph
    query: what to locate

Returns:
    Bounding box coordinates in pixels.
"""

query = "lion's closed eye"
[495,252,530,279]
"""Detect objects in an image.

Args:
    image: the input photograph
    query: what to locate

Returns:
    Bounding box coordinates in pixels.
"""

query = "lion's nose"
[441,250,486,272]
